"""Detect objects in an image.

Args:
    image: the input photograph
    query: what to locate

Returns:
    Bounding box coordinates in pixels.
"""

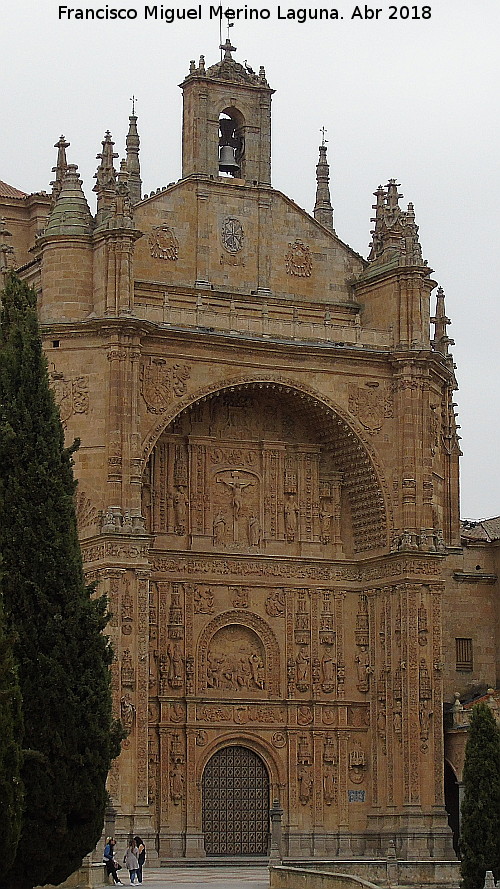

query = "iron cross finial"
[130,95,137,115]
[320,126,328,146]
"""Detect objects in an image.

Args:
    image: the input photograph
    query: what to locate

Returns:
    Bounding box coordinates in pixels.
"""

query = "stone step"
[159,858,270,868]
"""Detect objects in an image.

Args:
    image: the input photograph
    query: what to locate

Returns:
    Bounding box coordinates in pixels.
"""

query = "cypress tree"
[460,700,500,889]
[0,273,121,889]
[0,590,23,866]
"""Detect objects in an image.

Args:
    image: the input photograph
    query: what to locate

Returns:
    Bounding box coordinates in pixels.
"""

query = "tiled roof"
[0,179,27,199]
[461,516,500,542]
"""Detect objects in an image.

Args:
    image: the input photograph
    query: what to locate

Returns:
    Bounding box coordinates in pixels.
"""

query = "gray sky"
[2,1,499,520]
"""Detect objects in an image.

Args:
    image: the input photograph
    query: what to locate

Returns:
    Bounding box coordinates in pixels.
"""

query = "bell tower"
[180,40,274,185]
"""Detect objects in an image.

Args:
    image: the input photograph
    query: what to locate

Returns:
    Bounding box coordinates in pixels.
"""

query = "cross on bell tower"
[180,46,274,185]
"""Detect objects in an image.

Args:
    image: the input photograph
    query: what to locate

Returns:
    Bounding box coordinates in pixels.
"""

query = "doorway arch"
[202,745,270,856]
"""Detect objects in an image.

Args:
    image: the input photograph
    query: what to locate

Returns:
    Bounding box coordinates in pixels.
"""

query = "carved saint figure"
[355,646,371,691]
[323,770,336,805]
[296,648,310,686]
[319,504,332,542]
[167,642,183,687]
[249,652,265,689]
[298,768,314,804]
[120,694,136,732]
[248,514,261,546]
[284,496,299,540]
[170,766,184,804]
[419,702,432,740]
[213,512,226,546]
[321,653,336,692]
[173,485,188,534]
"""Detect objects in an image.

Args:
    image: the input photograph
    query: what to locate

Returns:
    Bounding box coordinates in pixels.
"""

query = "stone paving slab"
[130,866,269,889]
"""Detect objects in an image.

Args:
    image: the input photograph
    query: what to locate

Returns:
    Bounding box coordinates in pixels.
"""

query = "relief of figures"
[207,625,266,692]
[266,588,286,617]
[193,585,214,614]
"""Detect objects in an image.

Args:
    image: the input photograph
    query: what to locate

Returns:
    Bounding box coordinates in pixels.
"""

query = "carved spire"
[109,159,134,229]
[93,130,118,227]
[126,100,142,204]
[313,135,333,231]
[44,164,93,237]
[50,135,70,205]
[368,180,425,266]
[431,286,454,359]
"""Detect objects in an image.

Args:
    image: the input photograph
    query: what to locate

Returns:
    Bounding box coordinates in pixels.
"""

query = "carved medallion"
[149,225,178,260]
[221,216,244,254]
[285,239,312,277]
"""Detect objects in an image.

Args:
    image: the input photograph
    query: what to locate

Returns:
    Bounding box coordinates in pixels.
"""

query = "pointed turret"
[109,159,135,229]
[44,164,93,237]
[126,101,142,204]
[93,130,118,228]
[36,164,94,322]
[368,180,424,267]
[431,286,454,360]
[313,139,333,230]
[50,135,70,205]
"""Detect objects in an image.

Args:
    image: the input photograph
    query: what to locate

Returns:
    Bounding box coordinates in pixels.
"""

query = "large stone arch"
[141,375,392,555]
[196,730,286,790]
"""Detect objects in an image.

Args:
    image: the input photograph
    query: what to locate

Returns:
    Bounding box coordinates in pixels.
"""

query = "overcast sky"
[2,1,499,520]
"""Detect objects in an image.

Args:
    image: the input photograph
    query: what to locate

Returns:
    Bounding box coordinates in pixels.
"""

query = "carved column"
[195,186,210,287]
[106,346,127,504]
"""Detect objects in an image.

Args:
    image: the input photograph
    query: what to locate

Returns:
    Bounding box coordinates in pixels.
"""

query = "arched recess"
[197,610,280,697]
[219,106,245,177]
[141,377,391,556]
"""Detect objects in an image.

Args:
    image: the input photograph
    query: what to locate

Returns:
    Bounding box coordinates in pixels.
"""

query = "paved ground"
[127,867,269,889]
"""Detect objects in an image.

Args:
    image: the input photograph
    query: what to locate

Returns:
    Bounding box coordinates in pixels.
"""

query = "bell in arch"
[219,115,241,176]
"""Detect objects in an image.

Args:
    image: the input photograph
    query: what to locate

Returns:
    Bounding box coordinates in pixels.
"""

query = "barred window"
[456,638,473,671]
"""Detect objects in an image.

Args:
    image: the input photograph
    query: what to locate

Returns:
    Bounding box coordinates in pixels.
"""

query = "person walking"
[103,837,123,885]
[123,839,139,884]
[133,836,146,883]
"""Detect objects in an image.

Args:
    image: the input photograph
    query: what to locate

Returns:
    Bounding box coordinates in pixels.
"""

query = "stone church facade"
[2,41,500,866]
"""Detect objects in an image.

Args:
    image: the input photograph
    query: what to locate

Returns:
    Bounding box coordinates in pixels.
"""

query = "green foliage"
[0,274,120,889]
[460,701,500,889]
[0,590,24,863]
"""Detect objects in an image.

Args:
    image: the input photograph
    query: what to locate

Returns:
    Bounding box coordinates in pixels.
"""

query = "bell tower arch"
[180,40,274,184]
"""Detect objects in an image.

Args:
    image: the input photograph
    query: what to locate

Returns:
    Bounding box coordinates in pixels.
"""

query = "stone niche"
[206,624,265,695]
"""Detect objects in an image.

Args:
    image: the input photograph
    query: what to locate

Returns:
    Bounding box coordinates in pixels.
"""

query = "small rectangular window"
[456,637,473,671]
